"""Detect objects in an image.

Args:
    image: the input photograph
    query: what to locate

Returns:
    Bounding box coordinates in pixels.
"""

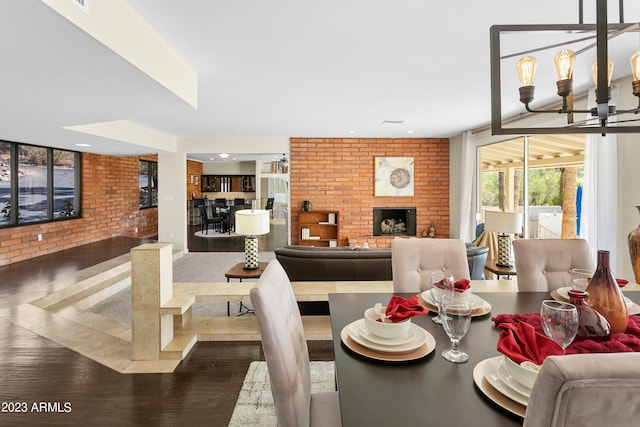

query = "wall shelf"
[298,211,339,247]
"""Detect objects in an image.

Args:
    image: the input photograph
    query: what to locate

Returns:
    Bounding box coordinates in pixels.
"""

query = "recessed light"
[219,153,229,158]
[75,143,92,147]
[347,130,356,134]
[406,130,414,134]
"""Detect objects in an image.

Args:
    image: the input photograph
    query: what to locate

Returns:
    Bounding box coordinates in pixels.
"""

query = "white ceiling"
[1,1,639,161]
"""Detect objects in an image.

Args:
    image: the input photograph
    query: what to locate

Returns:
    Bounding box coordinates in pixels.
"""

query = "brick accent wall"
[186,160,203,200]
[290,137,449,248]
[0,153,158,266]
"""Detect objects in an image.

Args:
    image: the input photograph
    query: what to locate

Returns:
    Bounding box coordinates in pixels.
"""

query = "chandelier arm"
[523,104,592,115]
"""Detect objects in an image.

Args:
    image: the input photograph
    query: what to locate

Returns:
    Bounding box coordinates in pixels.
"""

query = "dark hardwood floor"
[0,236,333,426]
[187,221,288,252]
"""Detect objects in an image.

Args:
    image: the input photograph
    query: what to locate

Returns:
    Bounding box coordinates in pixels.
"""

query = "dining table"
[328,284,640,426]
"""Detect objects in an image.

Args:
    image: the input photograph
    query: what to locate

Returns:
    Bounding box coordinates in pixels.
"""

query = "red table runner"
[492,313,640,354]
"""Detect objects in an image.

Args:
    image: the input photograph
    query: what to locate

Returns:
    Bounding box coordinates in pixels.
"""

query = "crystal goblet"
[441,294,472,363]
[430,272,454,324]
[540,300,579,349]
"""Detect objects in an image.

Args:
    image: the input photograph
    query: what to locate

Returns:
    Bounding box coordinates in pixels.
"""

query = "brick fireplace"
[372,207,416,236]
[290,137,450,248]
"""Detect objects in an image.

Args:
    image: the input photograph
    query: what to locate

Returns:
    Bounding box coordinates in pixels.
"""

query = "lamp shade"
[235,210,270,236]
[484,210,522,234]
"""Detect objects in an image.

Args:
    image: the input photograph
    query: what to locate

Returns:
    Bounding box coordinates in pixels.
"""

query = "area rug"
[194,230,242,238]
[228,361,336,427]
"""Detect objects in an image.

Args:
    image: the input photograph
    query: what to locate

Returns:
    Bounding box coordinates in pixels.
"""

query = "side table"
[484,258,517,280]
[224,262,269,315]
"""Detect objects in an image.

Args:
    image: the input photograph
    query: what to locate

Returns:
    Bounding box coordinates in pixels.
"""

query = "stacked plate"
[421,290,492,317]
[481,356,531,407]
[347,319,427,353]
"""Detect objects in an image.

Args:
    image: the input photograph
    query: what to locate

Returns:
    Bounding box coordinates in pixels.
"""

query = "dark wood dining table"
[328,290,640,426]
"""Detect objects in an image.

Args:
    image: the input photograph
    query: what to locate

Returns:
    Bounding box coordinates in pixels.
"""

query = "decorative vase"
[568,289,610,338]
[585,250,629,334]
[628,206,640,284]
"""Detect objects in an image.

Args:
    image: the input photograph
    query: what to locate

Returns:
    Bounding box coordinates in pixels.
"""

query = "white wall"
[157,152,187,252]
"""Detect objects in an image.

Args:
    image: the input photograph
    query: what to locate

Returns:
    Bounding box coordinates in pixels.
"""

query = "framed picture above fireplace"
[374,157,414,196]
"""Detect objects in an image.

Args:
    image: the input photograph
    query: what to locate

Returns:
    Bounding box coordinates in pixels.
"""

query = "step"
[161,331,198,360]
[52,305,132,342]
[177,315,332,341]
[160,294,196,315]
[38,271,131,311]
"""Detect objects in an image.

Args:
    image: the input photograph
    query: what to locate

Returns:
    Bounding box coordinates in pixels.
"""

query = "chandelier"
[491,0,640,135]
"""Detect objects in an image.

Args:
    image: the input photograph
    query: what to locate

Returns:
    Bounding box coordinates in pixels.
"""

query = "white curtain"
[457,131,477,242]
[580,87,619,267]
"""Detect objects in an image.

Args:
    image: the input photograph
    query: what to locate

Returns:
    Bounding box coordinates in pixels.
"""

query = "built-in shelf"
[298,211,339,247]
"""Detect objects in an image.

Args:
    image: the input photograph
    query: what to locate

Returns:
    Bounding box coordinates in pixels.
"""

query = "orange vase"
[586,250,629,334]
[628,206,640,284]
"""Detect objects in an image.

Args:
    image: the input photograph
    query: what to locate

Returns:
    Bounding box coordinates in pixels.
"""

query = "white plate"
[482,356,529,407]
[357,322,416,346]
[556,287,633,309]
[496,360,532,398]
[421,290,485,310]
[348,319,426,353]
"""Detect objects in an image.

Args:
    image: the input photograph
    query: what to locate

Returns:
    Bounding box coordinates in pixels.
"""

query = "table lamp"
[235,209,270,269]
[484,210,522,268]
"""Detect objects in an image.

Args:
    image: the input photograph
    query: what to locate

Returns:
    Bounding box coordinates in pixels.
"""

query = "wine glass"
[440,294,472,363]
[430,272,454,324]
[570,268,592,292]
[540,300,579,349]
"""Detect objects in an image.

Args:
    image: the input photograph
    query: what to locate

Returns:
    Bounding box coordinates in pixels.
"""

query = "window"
[478,135,585,239]
[139,160,158,208]
[0,140,81,228]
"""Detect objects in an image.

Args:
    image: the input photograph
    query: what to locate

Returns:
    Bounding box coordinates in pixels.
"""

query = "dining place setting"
[340,271,493,363]
[472,250,640,418]
[333,247,640,424]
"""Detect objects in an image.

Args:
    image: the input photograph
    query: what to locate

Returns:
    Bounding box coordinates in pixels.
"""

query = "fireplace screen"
[373,207,416,236]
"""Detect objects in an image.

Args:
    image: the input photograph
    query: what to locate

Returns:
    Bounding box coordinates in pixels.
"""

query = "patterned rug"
[194,230,241,238]
[228,361,336,426]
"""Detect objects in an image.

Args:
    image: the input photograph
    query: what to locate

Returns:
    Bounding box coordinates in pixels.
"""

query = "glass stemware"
[540,300,579,349]
[430,272,454,324]
[570,268,592,292]
[440,294,472,363]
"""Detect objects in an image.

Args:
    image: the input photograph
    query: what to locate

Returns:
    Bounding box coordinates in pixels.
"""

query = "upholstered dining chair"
[512,238,595,292]
[523,353,640,427]
[391,238,471,293]
[250,260,342,427]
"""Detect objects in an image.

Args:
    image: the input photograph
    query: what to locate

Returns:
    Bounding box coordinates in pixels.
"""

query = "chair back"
[391,238,470,293]
[234,198,245,205]
[250,260,312,427]
[198,205,208,222]
[513,239,594,291]
[524,353,640,427]
[265,197,275,210]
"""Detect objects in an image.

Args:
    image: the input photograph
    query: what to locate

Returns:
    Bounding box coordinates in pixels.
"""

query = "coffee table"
[224,262,268,315]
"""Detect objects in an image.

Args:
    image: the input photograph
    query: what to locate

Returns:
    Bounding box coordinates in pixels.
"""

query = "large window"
[139,160,158,208]
[0,141,81,228]
[479,135,585,239]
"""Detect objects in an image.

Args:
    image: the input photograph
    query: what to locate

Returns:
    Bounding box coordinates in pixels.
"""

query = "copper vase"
[628,206,640,284]
[585,250,629,334]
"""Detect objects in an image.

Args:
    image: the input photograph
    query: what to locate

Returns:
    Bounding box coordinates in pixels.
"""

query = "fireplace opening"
[373,207,416,236]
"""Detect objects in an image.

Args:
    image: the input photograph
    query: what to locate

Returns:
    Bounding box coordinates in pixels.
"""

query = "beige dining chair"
[524,353,640,427]
[391,238,470,293]
[250,260,342,427]
[512,238,594,292]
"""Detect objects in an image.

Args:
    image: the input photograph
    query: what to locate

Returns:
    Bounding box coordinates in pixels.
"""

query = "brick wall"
[0,153,158,266]
[290,137,449,248]
[186,160,203,200]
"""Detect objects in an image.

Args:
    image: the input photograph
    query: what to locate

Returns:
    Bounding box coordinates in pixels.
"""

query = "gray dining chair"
[391,238,470,293]
[250,260,342,427]
[524,353,640,427]
[512,238,594,292]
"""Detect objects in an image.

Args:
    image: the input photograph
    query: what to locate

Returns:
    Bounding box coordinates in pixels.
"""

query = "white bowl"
[363,306,411,339]
[503,356,539,389]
